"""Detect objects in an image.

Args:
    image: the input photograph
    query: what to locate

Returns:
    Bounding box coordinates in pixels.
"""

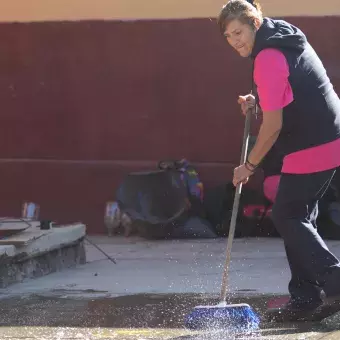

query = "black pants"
[272,168,340,306]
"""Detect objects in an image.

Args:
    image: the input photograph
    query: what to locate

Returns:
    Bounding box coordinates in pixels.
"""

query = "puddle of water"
[0,293,337,339]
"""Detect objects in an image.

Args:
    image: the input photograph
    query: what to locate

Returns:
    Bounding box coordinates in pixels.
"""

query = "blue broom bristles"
[185,303,261,331]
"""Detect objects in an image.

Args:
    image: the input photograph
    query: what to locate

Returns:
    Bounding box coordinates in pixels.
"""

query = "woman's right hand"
[238,94,255,116]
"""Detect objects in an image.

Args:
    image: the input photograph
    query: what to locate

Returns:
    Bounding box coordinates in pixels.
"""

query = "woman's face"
[224,19,258,57]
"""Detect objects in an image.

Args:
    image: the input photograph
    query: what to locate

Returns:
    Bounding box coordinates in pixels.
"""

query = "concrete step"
[0,222,86,288]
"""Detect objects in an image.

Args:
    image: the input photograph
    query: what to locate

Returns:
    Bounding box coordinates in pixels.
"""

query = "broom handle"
[220,109,252,302]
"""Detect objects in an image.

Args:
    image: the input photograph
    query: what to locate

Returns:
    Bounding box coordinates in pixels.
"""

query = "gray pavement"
[3,236,340,298]
[1,235,340,339]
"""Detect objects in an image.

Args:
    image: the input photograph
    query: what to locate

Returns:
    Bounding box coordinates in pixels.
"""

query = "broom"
[185,109,261,331]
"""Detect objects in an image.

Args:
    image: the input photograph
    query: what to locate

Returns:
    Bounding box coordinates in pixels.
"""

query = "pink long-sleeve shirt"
[254,48,340,175]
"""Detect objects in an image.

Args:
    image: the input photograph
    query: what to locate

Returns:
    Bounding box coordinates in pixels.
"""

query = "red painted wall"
[0,17,339,233]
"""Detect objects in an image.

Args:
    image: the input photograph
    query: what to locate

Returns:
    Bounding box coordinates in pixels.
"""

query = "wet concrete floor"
[0,293,339,339]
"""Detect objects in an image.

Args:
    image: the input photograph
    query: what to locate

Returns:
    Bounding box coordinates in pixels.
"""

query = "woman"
[218,0,340,321]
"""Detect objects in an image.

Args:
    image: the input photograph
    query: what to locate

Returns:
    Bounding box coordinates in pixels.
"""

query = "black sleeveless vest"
[251,18,340,156]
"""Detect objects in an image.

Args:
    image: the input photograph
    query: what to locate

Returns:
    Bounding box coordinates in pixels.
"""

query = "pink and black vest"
[251,18,340,157]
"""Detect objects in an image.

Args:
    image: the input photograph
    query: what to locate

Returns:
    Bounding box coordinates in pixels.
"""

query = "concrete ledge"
[14,223,86,261]
[0,223,87,288]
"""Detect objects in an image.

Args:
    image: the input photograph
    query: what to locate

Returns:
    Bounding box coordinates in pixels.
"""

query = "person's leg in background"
[269,168,340,319]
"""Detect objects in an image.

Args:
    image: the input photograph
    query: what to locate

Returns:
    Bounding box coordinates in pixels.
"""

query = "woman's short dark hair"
[217,0,263,35]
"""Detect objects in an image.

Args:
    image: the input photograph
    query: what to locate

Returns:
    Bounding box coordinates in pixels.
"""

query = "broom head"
[185,302,260,331]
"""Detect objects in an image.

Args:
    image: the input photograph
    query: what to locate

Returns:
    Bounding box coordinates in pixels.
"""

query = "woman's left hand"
[232,164,254,187]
